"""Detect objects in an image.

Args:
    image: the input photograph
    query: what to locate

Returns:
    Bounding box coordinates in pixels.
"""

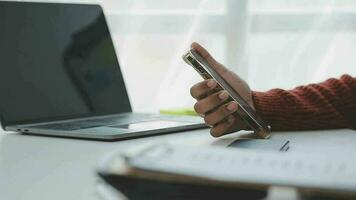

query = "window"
[102,0,244,113]
[248,0,356,91]
[20,0,356,113]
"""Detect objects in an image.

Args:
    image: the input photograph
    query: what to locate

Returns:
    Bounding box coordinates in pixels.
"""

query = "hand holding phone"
[183,43,271,139]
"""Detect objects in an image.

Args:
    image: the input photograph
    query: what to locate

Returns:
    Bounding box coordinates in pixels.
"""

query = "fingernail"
[227,102,238,111]
[218,91,228,100]
[207,80,216,88]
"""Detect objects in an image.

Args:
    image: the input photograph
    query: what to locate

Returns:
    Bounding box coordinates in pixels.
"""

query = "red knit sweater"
[252,74,356,131]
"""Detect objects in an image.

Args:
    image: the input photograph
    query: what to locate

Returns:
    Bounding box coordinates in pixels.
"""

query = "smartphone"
[183,49,271,139]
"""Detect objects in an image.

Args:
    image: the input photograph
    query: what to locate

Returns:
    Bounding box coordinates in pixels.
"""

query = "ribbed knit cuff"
[252,91,285,122]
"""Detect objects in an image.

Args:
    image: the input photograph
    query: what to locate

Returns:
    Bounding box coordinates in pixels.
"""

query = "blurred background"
[19,0,356,113]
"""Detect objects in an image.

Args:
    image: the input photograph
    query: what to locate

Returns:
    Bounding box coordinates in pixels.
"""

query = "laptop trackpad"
[110,120,194,131]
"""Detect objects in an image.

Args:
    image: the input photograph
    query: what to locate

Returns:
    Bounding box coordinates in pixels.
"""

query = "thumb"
[190,42,228,76]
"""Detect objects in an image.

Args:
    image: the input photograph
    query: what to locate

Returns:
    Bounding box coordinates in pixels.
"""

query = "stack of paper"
[98,144,356,199]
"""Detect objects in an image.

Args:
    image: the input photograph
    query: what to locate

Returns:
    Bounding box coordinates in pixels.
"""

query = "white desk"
[1,128,355,200]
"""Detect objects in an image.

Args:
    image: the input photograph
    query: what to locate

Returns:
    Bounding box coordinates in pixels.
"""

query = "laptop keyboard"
[31,116,129,131]
[34,123,99,130]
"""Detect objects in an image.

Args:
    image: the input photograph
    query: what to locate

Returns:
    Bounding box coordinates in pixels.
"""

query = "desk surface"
[1,128,355,200]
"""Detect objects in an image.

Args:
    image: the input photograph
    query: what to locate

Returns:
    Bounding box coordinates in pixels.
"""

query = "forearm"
[252,75,356,131]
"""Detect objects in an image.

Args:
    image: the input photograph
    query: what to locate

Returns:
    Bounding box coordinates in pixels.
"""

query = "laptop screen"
[0,2,131,126]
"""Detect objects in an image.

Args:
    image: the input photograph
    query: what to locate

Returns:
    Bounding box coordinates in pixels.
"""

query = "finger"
[190,79,217,99]
[210,115,237,137]
[191,42,228,75]
[204,101,238,126]
[194,90,229,115]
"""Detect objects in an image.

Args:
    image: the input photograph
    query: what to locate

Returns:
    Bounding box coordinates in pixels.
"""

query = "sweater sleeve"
[252,74,356,131]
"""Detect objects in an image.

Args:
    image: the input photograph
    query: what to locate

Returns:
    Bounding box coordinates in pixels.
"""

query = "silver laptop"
[0,1,205,140]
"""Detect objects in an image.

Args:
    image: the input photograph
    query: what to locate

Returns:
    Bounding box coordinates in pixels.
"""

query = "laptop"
[0,1,205,140]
